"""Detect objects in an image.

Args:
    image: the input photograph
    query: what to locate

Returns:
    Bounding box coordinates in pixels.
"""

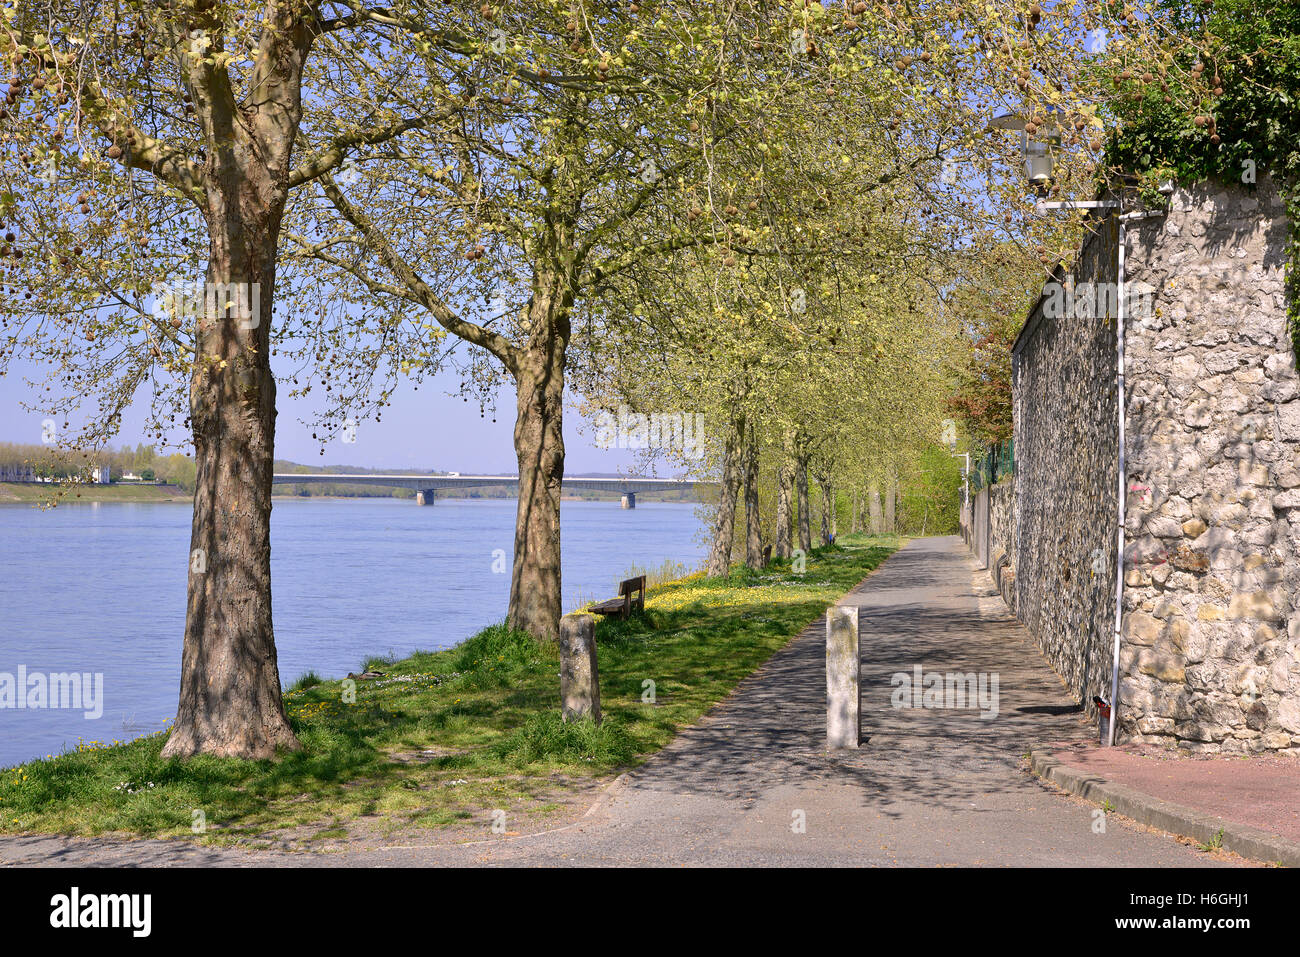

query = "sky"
[0,352,654,476]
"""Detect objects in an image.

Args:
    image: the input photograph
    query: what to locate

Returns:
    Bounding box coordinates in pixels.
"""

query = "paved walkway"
[1,537,1230,866]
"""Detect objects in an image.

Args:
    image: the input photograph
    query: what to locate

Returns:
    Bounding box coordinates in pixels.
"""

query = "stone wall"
[1012,218,1122,719]
[988,479,1016,614]
[971,485,990,568]
[1010,175,1298,754]
[969,479,1018,612]
[1120,176,1298,753]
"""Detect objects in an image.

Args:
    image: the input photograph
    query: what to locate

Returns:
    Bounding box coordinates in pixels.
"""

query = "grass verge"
[0,534,898,845]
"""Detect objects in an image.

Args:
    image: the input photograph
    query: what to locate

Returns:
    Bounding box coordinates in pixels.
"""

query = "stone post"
[559,614,601,723]
[826,605,860,749]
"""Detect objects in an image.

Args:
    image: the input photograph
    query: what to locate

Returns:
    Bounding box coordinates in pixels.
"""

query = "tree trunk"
[163,178,298,759]
[507,295,568,641]
[884,468,897,533]
[851,488,860,534]
[774,436,794,559]
[706,410,744,577]
[818,475,833,546]
[702,408,743,574]
[743,423,764,569]
[868,484,884,535]
[796,452,812,553]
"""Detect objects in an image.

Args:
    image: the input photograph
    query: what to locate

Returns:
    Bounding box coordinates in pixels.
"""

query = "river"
[0,497,706,768]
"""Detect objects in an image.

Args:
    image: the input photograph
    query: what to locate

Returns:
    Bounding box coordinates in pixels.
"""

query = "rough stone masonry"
[1009,174,1298,754]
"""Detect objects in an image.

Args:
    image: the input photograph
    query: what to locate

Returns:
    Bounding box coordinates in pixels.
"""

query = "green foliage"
[946,244,1042,446]
[898,446,964,536]
[1103,1,1299,349]
[1107,1,1299,189]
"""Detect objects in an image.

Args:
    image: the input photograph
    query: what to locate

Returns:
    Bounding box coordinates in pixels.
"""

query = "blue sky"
[0,355,647,475]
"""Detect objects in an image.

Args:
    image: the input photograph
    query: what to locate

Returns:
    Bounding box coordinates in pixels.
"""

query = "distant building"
[2,463,111,484]
[0,465,36,483]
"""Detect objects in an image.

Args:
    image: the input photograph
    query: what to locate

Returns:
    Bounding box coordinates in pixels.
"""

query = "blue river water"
[0,497,706,767]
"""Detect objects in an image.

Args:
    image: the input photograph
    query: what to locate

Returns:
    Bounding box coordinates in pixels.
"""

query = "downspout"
[1108,215,1128,748]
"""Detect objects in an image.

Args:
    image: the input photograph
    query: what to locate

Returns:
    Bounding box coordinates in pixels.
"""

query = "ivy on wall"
[1101,0,1299,352]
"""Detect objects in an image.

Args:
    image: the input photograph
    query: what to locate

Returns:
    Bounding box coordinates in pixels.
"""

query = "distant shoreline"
[0,482,189,504]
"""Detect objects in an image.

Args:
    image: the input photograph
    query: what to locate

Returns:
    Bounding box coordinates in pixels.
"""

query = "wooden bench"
[589,575,646,621]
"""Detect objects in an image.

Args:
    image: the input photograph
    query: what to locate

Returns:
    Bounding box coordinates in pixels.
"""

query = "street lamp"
[943,424,971,535]
[988,110,1062,194]
[951,451,971,540]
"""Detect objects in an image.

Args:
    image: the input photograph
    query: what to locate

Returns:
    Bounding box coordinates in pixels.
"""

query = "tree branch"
[315,172,520,371]
[288,112,450,188]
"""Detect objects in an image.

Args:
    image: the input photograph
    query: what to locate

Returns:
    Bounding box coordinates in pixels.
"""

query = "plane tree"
[0,0,453,759]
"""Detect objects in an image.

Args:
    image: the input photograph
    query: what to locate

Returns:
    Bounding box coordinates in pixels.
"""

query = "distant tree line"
[0,441,196,488]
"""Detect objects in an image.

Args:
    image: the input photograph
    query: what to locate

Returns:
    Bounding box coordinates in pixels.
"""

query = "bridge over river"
[271,473,702,508]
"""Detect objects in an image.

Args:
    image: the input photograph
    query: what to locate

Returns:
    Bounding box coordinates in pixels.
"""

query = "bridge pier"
[621,492,636,509]
[416,489,435,506]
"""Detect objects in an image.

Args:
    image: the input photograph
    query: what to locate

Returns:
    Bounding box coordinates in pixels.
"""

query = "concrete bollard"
[826,605,860,749]
[559,613,601,724]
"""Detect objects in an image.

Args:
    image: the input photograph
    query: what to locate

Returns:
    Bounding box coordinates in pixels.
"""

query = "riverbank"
[0,534,898,847]
[0,482,189,504]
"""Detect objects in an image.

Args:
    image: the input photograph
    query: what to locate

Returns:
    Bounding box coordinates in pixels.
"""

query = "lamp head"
[989,111,1059,193]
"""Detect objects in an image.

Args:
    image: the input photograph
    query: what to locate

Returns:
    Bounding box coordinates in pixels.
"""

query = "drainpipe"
[1108,215,1129,748]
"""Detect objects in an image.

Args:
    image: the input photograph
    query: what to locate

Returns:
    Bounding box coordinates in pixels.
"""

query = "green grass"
[0,534,899,845]
[287,670,324,692]
[618,557,692,588]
